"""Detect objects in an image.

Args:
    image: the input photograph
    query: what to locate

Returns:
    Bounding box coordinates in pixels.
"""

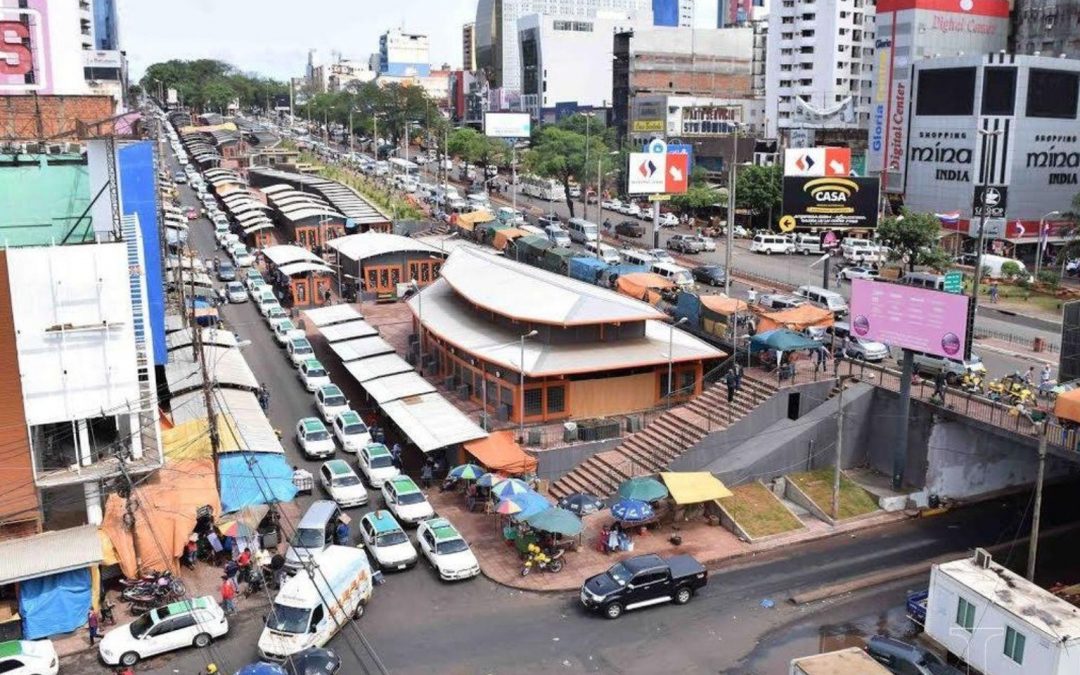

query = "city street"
[58,142,1080,674]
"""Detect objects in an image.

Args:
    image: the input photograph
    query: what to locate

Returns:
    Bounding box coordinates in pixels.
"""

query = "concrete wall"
[534,437,623,482]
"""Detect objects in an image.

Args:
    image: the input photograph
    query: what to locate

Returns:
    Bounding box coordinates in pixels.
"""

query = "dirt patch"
[719,482,803,539]
[788,469,879,520]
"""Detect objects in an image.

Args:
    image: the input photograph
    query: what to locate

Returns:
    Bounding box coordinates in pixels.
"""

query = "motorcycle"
[121,575,186,603]
[960,373,984,395]
[520,545,565,576]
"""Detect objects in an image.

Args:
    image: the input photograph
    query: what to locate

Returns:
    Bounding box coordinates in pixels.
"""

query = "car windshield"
[398,491,427,505]
[376,531,409,546]
[607,563,632,585]
[343,423,368,435]
[307,429,330,441]
[291,528,325,549]
[436,539,469,555]
[295,346,313,355]
[266,604,312,634]
[129,613,155,638]
[333,474,361,487]
[325,395,346,407]
[307,367,327,378]
[369,455,394,469]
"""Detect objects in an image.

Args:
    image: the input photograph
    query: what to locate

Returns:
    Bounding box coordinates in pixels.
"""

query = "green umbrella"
[617,477,669,502]
[449,464,485,480]
[525,507,583,536]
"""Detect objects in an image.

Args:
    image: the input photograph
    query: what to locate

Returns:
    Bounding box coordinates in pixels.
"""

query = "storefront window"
[547,385,566,414]
[524,388,543,417]
[295,282,307,304]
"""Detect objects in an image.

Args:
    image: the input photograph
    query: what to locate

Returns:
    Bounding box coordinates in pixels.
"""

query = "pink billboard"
[849,279,970,359]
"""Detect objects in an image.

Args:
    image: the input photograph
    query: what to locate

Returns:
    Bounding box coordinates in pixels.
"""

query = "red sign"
[824,148,851,176]
[664,153,689,194]
[0,21,32,76]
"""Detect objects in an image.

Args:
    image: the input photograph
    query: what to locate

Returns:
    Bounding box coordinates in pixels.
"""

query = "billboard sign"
[850,279,971,359]
[781,176,880,230]
[784,148,852,177]
[631,95,666,134]
[0,6,49,93]
[972,185,1007,219]
[167,88,178,104]
[627,152,689,195]
[484,112,531,138]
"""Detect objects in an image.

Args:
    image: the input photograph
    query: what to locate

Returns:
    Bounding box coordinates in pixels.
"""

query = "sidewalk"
[974,336,1058,367]
[429,490,906,593]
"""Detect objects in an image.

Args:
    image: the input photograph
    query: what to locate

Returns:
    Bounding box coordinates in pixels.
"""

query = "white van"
[841,238,883,263]
[794,233,825,255]
[650,262,694,290]
[750,234,793,255]
[795,285,849,316]
[585,241,621,264]
[979,254,1032,281]
[520,224,548,239]
[620,249,657,267]
[566,218,599,244]
[258,546,373,662]
[901,272,947,291]
[497,207,526,226]
[544,225,571,247]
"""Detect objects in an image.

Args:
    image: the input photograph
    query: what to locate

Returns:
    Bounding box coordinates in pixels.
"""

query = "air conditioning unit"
[478,412,491,428]
[973,547,992,569]
[626,415,643,433]
[563,423,578,443]
[46,143,64,154]
[526,429,541,446]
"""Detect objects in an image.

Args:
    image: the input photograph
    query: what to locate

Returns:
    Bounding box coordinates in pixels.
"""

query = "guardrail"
[973,327,1059,353]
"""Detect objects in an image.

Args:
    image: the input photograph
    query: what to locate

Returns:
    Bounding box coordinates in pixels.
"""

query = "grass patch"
[787,469,879,520]
[961,279,1064,315]
[299,152,425,221]
[718,482,802,539]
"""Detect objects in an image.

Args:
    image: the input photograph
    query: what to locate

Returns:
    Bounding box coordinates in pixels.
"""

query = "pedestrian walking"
[390,442,403,469]
[420,461,434,488]
[334,520,350,546]
[834,342,845,376]
[989,281,1000,303]
[724,369,737,403]
[933,370,947,402]
[747,287,757,304]
[1024,366,1035,387]
[733,361,744,391]
[87,608,99,646]
[220,576,236,616]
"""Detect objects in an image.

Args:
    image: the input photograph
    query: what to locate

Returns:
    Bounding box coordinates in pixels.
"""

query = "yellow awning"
[456,210,496,229]
[161,414,242,460]
[660,471,733,505]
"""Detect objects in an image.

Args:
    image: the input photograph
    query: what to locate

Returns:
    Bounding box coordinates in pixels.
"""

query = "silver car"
[844,336,889,361]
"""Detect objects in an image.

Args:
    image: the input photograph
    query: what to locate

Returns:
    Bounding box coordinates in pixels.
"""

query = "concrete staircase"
[550,376,779,500]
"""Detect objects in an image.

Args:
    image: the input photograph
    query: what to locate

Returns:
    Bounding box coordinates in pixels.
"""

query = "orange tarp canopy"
[1055,388,1080,424]
[464,430,538,476]
[616,272,675,306]
[700,295,748,315]
[754,304,834,333]
[456,210,495,231]
[492,228,530,251]
[102,459,220,578]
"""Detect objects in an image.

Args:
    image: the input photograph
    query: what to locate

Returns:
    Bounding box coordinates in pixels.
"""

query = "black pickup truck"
[580,553,708,619]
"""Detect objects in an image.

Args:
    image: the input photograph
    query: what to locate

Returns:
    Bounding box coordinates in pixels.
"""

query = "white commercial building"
[517,11,644,119]
[475,0,653,92]
[926,552,1080,675]
[763,0,876,140]
[327,59,377,92]
[379,28,431,77]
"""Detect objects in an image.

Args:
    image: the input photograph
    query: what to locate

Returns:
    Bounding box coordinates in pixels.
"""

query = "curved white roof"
[262,245,324,267]
[261,184,294,195]
[243,222,275,235]
[326,231,444,263]
[278,261,335,277]
[279,206,344,222]
[437,247,666,326]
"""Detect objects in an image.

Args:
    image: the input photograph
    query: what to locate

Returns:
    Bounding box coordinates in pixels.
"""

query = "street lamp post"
[971,128,1003,308]
[411,279,423,372]
[725,124,740,296]
[668,317,689,398]
[519,329,538,440]
[439,231,458,253]
[1037,210,1061,279]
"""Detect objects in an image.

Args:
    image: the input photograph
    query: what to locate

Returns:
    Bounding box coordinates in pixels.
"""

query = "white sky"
[117,0,476,79]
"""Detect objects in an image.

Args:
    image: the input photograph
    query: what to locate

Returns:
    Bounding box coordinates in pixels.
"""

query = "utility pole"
[1027,423,1048,581]
[725,123,739,296]
[194,325,222,493]
[832,376,845,520]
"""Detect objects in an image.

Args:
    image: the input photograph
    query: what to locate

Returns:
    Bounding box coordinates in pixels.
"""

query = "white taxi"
[296,417,335,459]
[358,510,417,571]
[315,385,350,423]
[380,476,434,526]
[298,359,331,392]
[98,597,228,667]
[416,517,481,581]
[356,443,400,487]
[319,459,368,508]
[0,640,58,675]
[332,410,372,453]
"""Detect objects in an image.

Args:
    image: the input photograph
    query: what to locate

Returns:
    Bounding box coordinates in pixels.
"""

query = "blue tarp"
[19,568,91,639]
[220,453,298,514]
[749,329,822,353]
[509,490,552,521]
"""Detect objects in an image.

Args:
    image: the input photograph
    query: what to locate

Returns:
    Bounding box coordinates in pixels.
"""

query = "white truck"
[257,546,373,662]
[841,238,883,264]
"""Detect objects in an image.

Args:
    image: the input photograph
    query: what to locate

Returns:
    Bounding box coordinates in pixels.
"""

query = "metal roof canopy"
[326,231,444,263]
[303,304,364,328]
[0,524,104,585]
[380,393,487,453]
[342,353,412,383]
[328,335,395,362]
[170,388,285,455]
[363,371,436,404]
[166,327,239,352]
[278,261,335,277]
[320,320,378,342]
[165,344,258,396]
[262,245,325,267]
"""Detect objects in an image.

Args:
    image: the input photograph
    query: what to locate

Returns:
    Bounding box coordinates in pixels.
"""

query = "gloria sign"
[781,176,880,229]
[850,279,971,359]
[0,6,49,93]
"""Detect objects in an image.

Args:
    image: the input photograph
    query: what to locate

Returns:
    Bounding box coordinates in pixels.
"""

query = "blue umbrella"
[476,472,507,488]
[611,498,655,523]
[491,477,531,499]
[526,507,583,536]
[507,490,551,520]
[449,464,486,480]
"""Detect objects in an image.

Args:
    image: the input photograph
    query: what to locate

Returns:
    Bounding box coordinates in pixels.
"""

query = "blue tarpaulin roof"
[19,568,91,639]
[749,329,823,353]
[219,453,298,514]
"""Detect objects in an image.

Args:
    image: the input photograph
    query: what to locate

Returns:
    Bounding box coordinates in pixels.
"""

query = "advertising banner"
[850,279,971,359]
[784,148,852,177]
[484,112,531,138]
[781,176,880,229]
[0,6,50,93]
[628,153,666,194]
[631,95,666,134]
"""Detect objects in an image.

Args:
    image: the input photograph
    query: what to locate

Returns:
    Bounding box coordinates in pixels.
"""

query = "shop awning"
[0,525,103,585]
[455,210,496,230]
[364,371,436,404]
[278,261,335,277]
[660,472,733,505]
[303,304,363,328]
[343,353,412,383]
[754,304,834,333]
[219,452,298,514]
[616,272,674,305]
[380,392,488,453]
[493,228,529,251]
[1055,388,1080,424]
[464,430,537,475]
[749,329,823,353]
[328,335,395,362]
[170,389,285,456]
[320,320,378,343]
[700,295,748,315]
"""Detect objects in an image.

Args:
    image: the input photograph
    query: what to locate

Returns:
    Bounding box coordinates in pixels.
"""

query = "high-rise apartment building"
[463,22,477,71]
[475,0,653,91]
[1013,0,1080,59]
[763,0,876,142]
[379,28,431,76]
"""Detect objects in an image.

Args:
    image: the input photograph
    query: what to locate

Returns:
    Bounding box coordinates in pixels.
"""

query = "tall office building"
[379,28,431,76]
[463,23,477,71]
[1013,0,1080,59]
[763,0,876,142]
[91,0,120,50]
[475,0,652,91]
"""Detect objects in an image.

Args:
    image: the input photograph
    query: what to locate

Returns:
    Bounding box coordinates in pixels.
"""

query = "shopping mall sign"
[0,6,49,93]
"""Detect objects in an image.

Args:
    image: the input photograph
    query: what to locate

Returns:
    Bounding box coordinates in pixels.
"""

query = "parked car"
[272,318,303,346]
[840,266,879,281]
[0,640,58,675]
[380,476,435,526]
[331,410,372,453]
[750,234,794,255]
[755,293,806,310]
[615,220,644,238]
[358,510,417,571]
[296,418,335,459]
[217,262,237,282]
[314,384,350,422]
[225,281,247,303]
[98,597,228,667]
[647,248,675,264]
[665,234,699,255]
[693,235,716,252]
[319,459,368,508]
[416,517,481,581]
[909,351,987,384]
[580,554,707,619]
[866,636,963,675]
[286,337,315,367]
[844,336,890,362]
[659,213,679,228]
[691,264,727,286]
[601,199,623,212]
[298,359,331,392]
[356,443,400,487]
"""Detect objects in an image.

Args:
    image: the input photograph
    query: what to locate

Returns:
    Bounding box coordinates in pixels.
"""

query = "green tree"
[1053,191,1080,264]
[202,78,237,112]
[877,210,951,272]
[735,164,782,229]
[140,59,286,113]
[671,166,721,216]
[524,126,610,217]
